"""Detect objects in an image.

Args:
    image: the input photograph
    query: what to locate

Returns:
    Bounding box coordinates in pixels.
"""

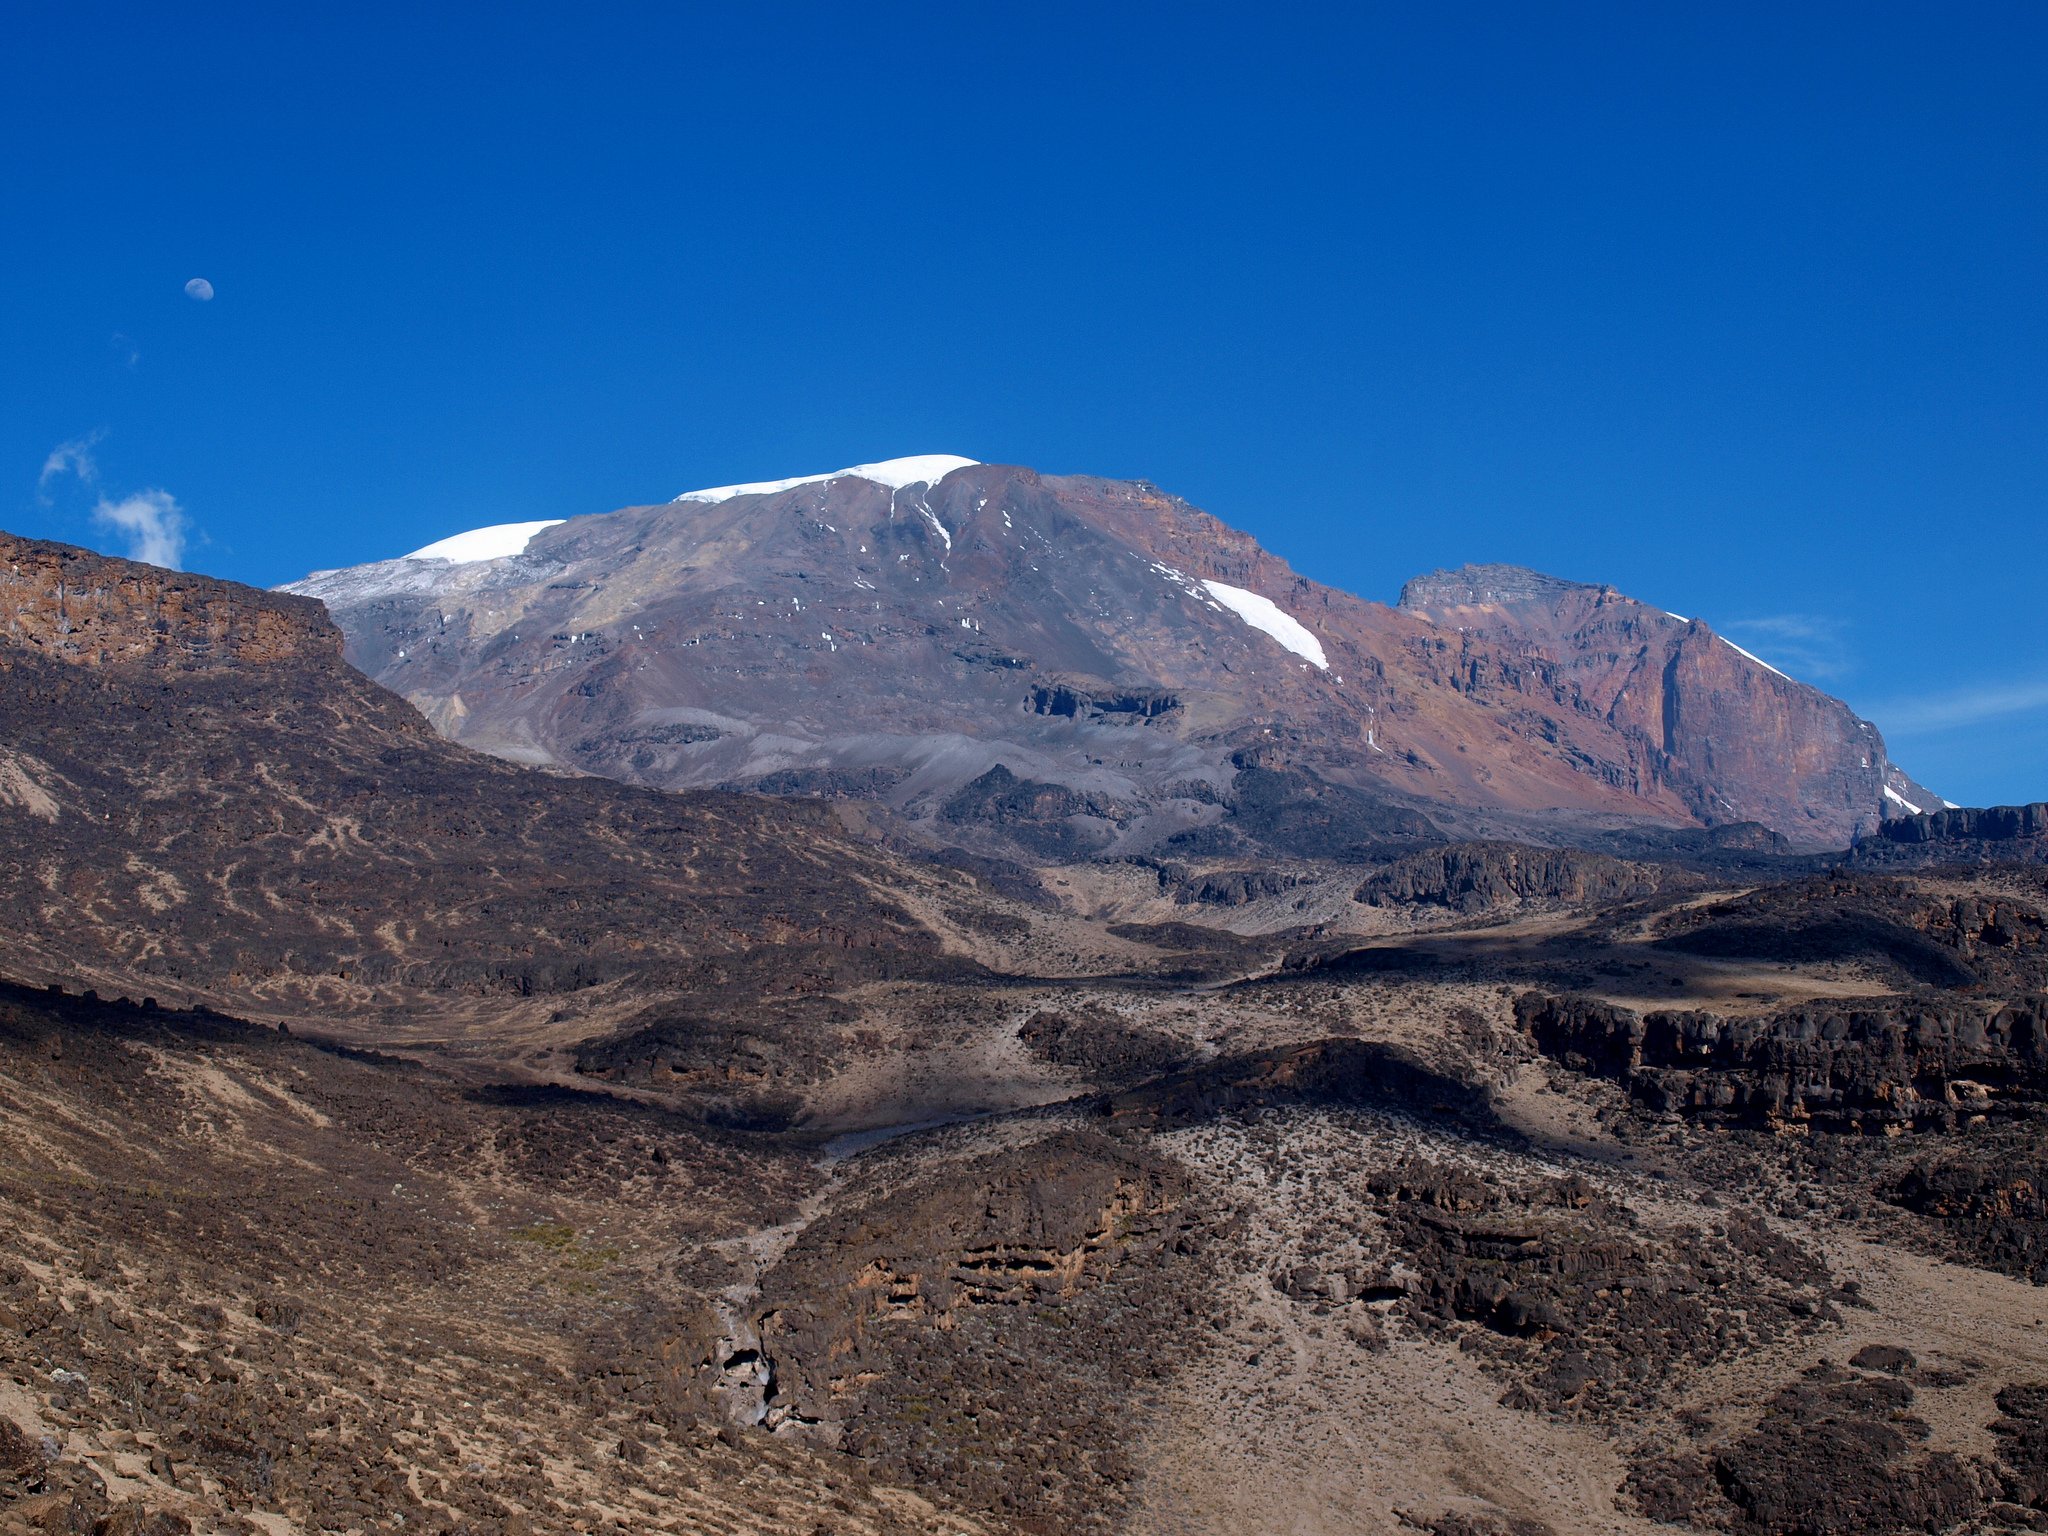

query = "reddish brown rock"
[1396,563,1942,848]
[1,533,333,669]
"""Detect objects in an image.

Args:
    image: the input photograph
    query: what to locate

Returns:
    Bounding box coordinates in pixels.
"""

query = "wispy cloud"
[38,432,104,503]
[1870,680,2048,737]
[110,333,140,369]
[90,490,188,569]
[1720,613,1851,682]
[35,432,191,570]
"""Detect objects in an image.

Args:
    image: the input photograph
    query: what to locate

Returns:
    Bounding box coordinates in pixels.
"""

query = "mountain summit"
[283,459,1934,855]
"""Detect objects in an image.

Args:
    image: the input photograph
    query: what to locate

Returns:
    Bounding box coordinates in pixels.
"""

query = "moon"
[184,278,214,302]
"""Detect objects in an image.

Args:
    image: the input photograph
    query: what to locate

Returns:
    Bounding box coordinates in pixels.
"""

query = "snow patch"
[674,454,978,505]
[1720,635,1791,682]
[1200,580,1329,669]
[912,492,952,552]
[404,520,565,563]
[1884,784,1924,816]
[1149,561,1221,611]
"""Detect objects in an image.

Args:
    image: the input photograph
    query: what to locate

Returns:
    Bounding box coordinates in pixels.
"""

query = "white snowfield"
[404,520,565,563]
[1884,784,1925,816]
[674,454,979,505]
[377,455,979,570]
[1200,579,1329,670]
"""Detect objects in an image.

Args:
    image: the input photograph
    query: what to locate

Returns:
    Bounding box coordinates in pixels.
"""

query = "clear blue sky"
[5,3,2044,805]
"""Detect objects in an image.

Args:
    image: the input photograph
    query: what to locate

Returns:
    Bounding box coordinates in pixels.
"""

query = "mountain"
[284,456,1933,855]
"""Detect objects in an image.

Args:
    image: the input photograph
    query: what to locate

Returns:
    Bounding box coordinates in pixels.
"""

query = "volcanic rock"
[1519,990,2048,1132]
[1354,841,1672,914]
[1854,802,2048,868]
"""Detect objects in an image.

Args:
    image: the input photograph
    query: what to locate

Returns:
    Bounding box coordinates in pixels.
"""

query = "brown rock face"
[284,464,1928,854]
[1396,563,1939,847]
[1,533,335,668]
[1354,840,1673,914]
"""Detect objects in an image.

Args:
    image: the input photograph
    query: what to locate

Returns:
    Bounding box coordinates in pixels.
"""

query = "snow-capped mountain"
[282,457,1937,857]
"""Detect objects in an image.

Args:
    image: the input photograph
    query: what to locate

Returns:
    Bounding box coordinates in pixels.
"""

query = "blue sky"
[4,3,2044,805]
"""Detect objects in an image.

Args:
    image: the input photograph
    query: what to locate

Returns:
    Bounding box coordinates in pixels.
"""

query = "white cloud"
[38,433,103,502]
[1871,680,2048,737]
[90,490,188,570]
[36,432,193,570]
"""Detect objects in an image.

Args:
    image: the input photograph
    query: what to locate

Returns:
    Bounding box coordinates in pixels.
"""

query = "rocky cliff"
[2,531,334,668]
[1397,563,1945,848]
[1354,841,1674,914]
[1854,802,2048,867]
[1520,989,2048,1133]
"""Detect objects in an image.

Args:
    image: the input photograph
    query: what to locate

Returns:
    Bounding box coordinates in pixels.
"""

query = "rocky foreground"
[7,535,2048,1535]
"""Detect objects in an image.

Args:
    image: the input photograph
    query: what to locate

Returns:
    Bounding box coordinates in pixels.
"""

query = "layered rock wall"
[1,533,336,669]
[1520,991,2048,1132]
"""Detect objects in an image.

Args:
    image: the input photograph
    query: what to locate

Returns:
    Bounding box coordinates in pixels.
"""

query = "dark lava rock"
[1097,1037,1508,1138]
[1857,803,2048,868]
[1424,1512,1556,1536]
[1520,990,2048,1133]
[1223,758,1441,861]
[1362,1160,1828,1419]
[0,1418,45,1489]
[1849,1344,1917,1375]
[1885,1146,2048,1283]
[571,994,864,1123]
[1993,1384,2048,1510]
[1630,1363,1988,1534]
[1015,1007,1191,1085]
[754,1130,1212,1535]
[1647,870,2048,992]
[1653,877,1981,988]
[940,763,1128,859]
[1169,866,1300,906]
[1354,840,1668,915]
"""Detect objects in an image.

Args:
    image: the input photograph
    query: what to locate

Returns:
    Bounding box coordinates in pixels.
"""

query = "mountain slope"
[283,457,1928,852]
[0,531,969,1027]
[1395,563,1948,842]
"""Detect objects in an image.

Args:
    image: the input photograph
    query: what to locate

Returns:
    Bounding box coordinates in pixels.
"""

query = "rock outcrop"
[1629,1363,1993,1534]
[1651,873,2048,991]
[1519,991,2048,1132]
[753,1131,1205,1533]
[1355,841,1672,915]
[1,532,334,668]
[1854,802,2048,867]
